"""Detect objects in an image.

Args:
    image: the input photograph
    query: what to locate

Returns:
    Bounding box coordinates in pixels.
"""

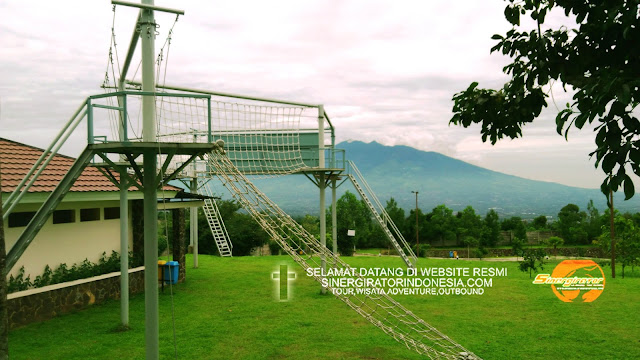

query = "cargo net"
[205,147,480,360]
[104,93,313,178]
[208,100,308,176]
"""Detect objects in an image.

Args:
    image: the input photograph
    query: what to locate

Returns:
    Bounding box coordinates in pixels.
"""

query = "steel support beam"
[191,178,199,268]
[143,150,159,360]
[319,173,327,294]
[332,177,337,266]
[120,169,129,327]
[140,1,159,358]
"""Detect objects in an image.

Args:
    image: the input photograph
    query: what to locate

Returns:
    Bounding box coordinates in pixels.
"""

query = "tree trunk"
[172,208,186,283]
[0,167,10,358]
[610,185,616,278]
[131,200,144,267]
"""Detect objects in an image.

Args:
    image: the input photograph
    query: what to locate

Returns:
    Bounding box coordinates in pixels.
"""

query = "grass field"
[8,254,640,359]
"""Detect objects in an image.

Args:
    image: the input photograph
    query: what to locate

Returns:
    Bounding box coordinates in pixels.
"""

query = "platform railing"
[2,90,213,219]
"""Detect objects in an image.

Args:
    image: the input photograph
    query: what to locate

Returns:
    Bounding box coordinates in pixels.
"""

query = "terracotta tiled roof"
[0,138,181,194]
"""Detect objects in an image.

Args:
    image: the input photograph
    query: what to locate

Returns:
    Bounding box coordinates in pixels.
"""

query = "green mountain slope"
[214,141,640,218]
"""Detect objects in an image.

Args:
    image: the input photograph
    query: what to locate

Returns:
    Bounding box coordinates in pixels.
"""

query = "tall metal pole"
[117,44,130,329]
[318,105,327,294]
[143,151,158,359]
[191,178,199,268]
[412,191,419,257]
[141,2,157,143]
[140,1,159,358]
[318,105,325,168]
[331,177,337,267]
[119,171,129,327]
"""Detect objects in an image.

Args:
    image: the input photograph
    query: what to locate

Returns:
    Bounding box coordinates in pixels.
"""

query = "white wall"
[5,200,134,278]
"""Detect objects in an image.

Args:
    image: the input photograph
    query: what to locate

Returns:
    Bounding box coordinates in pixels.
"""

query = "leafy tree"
[296,214,319,238]
[385,197,406,234]
[596,216,640,278]
[457,206,483,245]
[482,209,501,247]
[412,243,430,258]
[585,199,603,242]
[502,216,527,243]
[545,236,564,259]
[519,249,547,279]
[462,236,479,259]
[406,208,428,247]
[157,211,172,255]
[556,204,588,244]
[511,237,525,260]
[450,0,640,200]
[364,223,387,249]
[335,191,368,256]
[427,204,457,246]
[474,245,489,260]
[532,215,547,230]
[226,212,270,256]
[197,200,269,256]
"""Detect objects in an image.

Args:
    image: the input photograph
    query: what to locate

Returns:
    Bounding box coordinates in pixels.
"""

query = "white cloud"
[0,0,623,189]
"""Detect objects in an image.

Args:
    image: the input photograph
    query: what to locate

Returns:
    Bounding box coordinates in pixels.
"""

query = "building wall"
[5,199,134,278]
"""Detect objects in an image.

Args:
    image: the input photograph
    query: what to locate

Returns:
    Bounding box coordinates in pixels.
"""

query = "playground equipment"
[346,160,418,267]
[200,183,232,257]
[2,1,479,359]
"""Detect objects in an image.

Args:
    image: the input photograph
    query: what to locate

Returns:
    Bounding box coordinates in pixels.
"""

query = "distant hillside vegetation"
[210,141,640,218]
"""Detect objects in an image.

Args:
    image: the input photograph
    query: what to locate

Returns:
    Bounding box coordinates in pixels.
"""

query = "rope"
[156,13,181,360]
[205,149,481,360]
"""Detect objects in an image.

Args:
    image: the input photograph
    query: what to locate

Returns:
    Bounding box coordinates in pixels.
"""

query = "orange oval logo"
[532,260,605,302]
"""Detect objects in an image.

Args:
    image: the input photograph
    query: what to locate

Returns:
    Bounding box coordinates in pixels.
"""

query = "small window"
[53,209,75,224]
[8,211,36,228]
[80,208,101,222]
[104,207,120,220]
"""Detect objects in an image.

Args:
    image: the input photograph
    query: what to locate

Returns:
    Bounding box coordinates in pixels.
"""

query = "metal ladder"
[347,161,417,268]
[200,181,233,257]
[203,149,479,360]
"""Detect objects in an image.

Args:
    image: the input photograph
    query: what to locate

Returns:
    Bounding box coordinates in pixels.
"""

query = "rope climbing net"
[205,147,480,360]
[99,5,319,177]
[153,96,313,177]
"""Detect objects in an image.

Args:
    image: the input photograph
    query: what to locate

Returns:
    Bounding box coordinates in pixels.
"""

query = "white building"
[1,137,196,278]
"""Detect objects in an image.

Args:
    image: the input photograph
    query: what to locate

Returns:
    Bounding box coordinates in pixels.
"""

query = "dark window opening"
[8,211,36,228]
[80,208,100,222]
[53,209,76,224]
[104,207,120,220]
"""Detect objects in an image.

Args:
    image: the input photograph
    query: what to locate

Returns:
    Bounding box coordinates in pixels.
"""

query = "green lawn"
[8,254,640,359]
[353,248,385,255]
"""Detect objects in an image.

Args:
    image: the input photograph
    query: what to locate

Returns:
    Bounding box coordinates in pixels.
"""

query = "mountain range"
[227,141,640,218]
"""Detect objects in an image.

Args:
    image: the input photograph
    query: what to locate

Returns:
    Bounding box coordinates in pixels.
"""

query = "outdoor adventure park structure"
[0,137,200,279]
[1,1,479,359]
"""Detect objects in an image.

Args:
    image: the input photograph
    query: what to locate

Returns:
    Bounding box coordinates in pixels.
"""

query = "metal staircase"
[203,148,478,360]
[347,161,417,268]
[200,181,233,257]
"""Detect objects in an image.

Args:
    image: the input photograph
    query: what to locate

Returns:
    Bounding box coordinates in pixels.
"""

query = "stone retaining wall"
[427,247,606,258]
[7,267,145,329]
[498,231,557,245]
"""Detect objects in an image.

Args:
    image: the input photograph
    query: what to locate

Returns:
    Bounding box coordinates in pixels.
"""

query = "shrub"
[268,240,281,255]
[6,251,126,294]
[7,267,32,293]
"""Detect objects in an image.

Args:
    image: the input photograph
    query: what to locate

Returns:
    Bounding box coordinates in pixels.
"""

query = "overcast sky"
[0,0,619,189]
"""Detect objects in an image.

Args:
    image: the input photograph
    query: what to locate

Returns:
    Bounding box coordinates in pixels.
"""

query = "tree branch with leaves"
[451,0,640,199]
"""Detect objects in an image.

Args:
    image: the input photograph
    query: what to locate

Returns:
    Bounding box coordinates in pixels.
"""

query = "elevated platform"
[88,142,217,189]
